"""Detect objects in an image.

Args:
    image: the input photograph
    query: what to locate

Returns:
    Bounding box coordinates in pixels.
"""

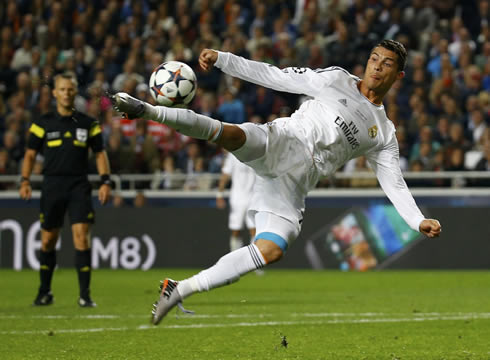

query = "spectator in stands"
[348,156,377,188]
[112,57,144,93]
[416,141,435,170]
[446,122,472,154]
[434,115,452,146]
[246,86,275,120]
[475,135,490,172]
[410,126,441,163]
[0,0,488,192]
[133,191,147,208]
[217,88,245,124]
[129,119,160,175]
[0,148,17,190]
[106,132,134,175]
[2,129,23,164]
[427,39,457,79]
[445,146,467,173]
[467,109,487,148]
[10,35,33,71]
[406,159,433,187]
[151,155,183,190]
[196,92,222,121]
[181,143,210,191]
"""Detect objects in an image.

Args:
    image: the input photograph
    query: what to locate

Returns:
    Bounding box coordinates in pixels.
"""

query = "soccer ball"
[149,61,197,107]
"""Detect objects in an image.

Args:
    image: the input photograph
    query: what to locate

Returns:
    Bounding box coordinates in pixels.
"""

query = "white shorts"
[253,211,300,252]
[232,118,321,240]
[228,201,255,230]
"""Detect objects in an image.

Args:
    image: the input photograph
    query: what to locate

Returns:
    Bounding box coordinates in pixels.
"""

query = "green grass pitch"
[1,269,489,359]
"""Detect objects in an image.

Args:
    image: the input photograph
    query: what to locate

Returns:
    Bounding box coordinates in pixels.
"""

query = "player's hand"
[19,182,32,200]
[199,49,218,71]
[216,197,226,209]
[98,184,111,205]
[419,219,442,238]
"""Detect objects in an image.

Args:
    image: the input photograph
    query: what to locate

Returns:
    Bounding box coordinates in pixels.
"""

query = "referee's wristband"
[100,174,112,188]
[19,176,30,185]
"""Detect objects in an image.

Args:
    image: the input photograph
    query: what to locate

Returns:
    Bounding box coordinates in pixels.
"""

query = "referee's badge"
[76,128,88,142]
[368,125,378,138]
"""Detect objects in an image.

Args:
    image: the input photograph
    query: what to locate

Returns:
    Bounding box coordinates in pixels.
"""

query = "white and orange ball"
[149,61,197,107]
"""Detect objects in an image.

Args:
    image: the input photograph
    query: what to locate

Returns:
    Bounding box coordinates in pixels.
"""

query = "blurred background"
[0,0,488,270]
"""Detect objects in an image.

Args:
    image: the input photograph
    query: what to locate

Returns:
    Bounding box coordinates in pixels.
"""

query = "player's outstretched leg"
[110,92,224,142]
[151,243,267,325]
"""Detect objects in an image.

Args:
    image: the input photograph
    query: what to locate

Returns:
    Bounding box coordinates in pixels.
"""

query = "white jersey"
[222,152,256,207]
[215,52,425,231]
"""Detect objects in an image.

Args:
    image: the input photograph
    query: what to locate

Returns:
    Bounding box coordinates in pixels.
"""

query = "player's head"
[363,39,406,92]
[53,72,78,109]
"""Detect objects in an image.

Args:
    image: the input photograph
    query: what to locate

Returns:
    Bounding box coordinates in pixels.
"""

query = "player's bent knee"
[255,239,284,264]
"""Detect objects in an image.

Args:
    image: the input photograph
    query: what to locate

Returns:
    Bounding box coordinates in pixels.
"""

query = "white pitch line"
[2,313,490,335]
[1,312,490,320]
[2,312,490,320]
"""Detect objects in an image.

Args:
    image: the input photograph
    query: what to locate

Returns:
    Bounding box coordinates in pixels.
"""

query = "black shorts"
[40,176,94,230]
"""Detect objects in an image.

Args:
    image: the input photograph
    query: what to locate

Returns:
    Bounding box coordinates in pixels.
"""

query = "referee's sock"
[39,250,56,294]
[75,249,92,299]
[177,244,266,299]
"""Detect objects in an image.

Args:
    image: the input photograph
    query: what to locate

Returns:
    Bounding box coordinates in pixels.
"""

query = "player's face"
[364,47,404,92]
[53,78,77,108]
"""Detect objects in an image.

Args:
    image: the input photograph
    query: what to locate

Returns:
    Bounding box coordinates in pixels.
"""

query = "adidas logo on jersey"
[338,99,347,107]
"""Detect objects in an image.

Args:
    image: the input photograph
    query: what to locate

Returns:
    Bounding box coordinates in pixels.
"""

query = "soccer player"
[216,151,257,252]
[111,40,442,325]
[20,72,112,307]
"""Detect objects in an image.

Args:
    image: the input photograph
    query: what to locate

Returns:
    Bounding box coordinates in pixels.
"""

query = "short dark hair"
[54,71,78,87]
[373,39,407,71]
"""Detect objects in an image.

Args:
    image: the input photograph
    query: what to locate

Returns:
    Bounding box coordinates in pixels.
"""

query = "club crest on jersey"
[368,125,378,138]
[76,128,88,142]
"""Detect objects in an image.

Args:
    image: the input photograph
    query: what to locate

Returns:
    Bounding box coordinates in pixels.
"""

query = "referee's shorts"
[40,176,94,230]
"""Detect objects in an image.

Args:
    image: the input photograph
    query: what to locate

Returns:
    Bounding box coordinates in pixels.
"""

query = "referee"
[19,72,111,307]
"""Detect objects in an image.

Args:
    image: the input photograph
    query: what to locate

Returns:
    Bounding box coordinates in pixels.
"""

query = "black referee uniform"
[27,109,105,305]
[28,110,104,228]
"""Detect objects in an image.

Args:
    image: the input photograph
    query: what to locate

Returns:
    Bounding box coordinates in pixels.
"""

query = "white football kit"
[214,51,425,249]
[221,152,256,231]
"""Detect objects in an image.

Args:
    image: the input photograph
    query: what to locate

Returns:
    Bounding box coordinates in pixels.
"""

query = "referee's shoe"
[78,296,97,308]
[33,291,54,306]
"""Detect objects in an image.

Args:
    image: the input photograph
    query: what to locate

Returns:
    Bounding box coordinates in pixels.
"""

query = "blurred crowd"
[0,0,489,191]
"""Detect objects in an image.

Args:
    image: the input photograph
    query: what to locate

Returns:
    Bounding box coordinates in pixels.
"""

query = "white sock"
[176,244,266,298]
[229,235,243,252]
[145,104,223,141]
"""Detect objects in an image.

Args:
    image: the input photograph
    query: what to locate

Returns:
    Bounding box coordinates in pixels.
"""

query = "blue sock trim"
[255,232,288,252]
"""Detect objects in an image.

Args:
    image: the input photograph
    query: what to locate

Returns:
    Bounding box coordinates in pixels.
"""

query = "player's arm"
[366,140,441,237]
[216,172,231,209]
[199,49,324,96]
